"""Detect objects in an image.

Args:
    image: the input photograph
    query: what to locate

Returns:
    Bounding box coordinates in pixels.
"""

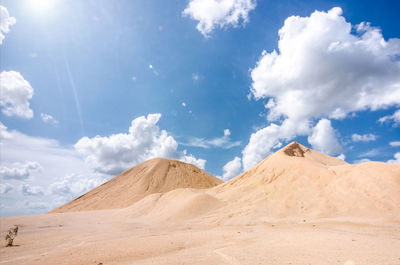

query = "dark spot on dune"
[284,142,308,157]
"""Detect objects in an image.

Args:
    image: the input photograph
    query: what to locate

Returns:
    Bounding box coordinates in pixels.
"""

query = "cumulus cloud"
[181,128,241,150]
[239,7,400,170]
[0,71,34,118]
[0,183,13,194]
[242,123,283,170]
[221,156,242,181]
[351,133,377,142]
[21,184,44,196]
[0,121,12,139]
[224,129,230,136]
[337,153,346,161]
[41,113,59,126]
[379,109,400,126]
[389,141,400,147]
[0,5,16,44]
[183,0,256,37]
[308,119,342,155]
[180,151,206,170]
[387,152,400,164]
[50,173,106,203]
[75,113,206,175]
[251,7,400,122]
[0,161,41,180]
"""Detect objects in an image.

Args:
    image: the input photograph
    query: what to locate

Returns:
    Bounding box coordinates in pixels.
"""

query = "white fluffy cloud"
[0,5,16,44]
[389,141,400,147]
[387,152,400,164]
[50,173,106,204]
[239,7,400,170]
[379,109,400,126]
[337,153,346,161]
[0,183,13,194]
[351,133,377,142]
[221,156,242,181]
[75,113,206,175]
[21,184,44,196]
[0,71,34,118]
[308,119,342,156]
[242,123,283,170]
[183,0,256,37]
[251,7,400,122]
[182,128,241,149]
[0,121,11,139]
[41,113,59,126]
[0,161,41,180]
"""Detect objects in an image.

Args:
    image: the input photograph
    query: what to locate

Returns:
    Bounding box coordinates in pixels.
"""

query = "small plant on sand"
[5,225,18,247]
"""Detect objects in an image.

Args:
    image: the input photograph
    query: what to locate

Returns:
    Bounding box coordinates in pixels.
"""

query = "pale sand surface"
[1,211,400,265]
[1,142,400,264]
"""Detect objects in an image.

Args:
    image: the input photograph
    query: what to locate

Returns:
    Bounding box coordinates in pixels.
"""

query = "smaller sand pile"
[50,158,222,213]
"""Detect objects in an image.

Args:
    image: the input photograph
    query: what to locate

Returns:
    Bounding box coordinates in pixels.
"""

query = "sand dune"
[50,158,222,213]
[209,142,400,223]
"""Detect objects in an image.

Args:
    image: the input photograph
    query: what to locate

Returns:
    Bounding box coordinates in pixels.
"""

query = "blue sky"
[0,0,399,216]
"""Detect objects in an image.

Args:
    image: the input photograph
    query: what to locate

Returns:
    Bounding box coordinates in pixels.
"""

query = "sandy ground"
[1,210,400,265]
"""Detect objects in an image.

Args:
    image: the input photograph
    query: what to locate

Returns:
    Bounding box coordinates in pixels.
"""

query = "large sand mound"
[50,158,222,213]
[211,142,400,223]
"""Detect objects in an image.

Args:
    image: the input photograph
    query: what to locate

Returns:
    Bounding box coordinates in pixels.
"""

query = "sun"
[28,0,55,12]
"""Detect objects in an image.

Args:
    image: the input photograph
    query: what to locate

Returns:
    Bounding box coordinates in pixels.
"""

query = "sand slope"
[50,158,222,213]
[209,142,400,223]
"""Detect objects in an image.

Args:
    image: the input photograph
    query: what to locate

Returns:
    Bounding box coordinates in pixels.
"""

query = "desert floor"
[1,210,399,265]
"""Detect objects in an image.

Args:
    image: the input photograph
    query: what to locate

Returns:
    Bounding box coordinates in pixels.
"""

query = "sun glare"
[28,0,55,12]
